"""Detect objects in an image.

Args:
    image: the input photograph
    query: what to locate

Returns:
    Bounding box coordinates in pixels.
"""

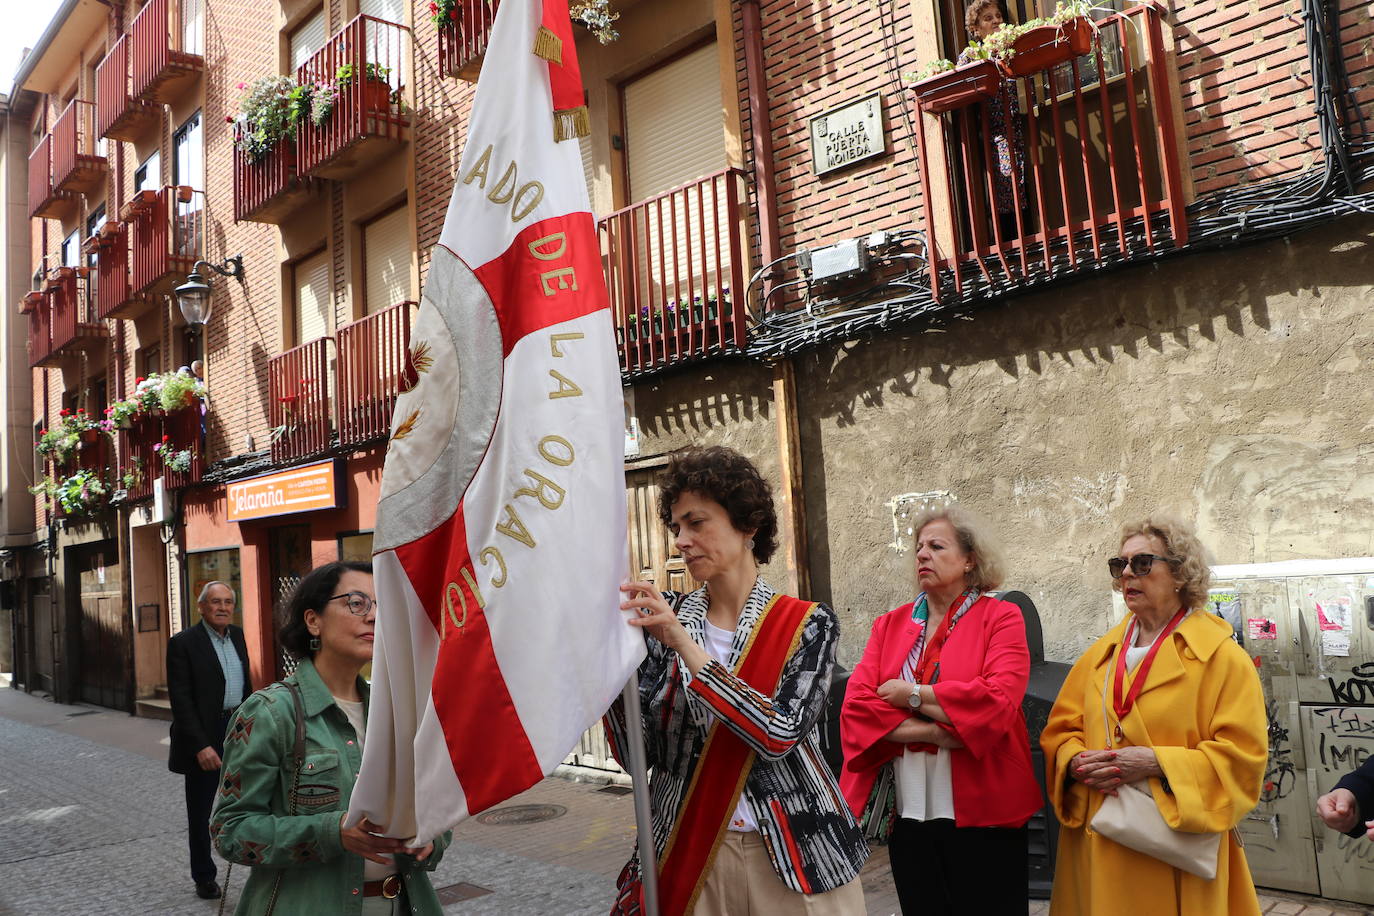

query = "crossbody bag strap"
[265,680,308,916]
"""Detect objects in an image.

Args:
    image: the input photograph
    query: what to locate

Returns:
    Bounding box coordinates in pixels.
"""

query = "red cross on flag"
[346,0,644,843]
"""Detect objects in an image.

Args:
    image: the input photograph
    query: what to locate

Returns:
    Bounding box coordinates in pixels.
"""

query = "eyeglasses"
[1107,553,1176,579]
[329,591,376,616]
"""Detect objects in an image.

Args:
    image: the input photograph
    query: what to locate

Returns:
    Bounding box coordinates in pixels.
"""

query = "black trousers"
[888,817,1028,916]
[184,709,233,884]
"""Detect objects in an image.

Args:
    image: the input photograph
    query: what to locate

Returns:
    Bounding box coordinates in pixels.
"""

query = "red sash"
[655,594,817,916]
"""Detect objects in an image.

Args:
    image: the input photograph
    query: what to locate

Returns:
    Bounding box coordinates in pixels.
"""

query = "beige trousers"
[693,831,865,915]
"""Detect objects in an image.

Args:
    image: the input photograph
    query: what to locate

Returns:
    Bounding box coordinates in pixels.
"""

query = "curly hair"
[965,0,1005,37]
[279,560,374,660]
[909,503,1007,592]
[656,446,778,565]
[1114,515,1213,610]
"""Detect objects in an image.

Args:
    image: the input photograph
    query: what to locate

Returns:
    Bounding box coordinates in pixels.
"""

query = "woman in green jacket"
[212,561,450,914]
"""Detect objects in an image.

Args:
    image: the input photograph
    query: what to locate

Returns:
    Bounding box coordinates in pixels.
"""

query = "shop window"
[186,548,244,629]
[338,531,373,563]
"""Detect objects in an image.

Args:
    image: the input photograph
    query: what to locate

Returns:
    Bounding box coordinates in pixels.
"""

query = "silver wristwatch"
[907,684,923,711]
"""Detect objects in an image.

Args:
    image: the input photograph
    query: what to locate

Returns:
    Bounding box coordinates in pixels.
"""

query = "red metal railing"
[269,337,333,463]
[160,403,205,490]
[28,134,67,219]
[27,297,53,368]
[52,100,106,195]
[96,35,158,142]
[914,4,1186,300]
[600,168,751,375]
[336,301,413,448]
[90,223,132,320]
[233,135,311,223]
[131,0,204,105]
[121,415,160,502]
[48,269,108,355]
[128,186,204,297]
[437,0,497,81]
[295,15,409,177]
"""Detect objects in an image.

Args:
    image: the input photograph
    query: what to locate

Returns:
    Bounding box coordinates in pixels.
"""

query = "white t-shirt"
[334,696,394,880]
[701,619,760,833]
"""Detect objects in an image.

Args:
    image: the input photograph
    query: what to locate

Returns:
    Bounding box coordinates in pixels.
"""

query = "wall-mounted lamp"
[174,255,244,331]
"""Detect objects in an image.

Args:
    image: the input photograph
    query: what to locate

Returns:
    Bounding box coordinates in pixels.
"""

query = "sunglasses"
[1107,553,1176,579]
[329,591,376,616]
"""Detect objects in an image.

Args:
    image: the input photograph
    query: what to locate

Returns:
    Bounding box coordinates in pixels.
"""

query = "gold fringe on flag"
[533,26,563,65]
[554,105,591,141]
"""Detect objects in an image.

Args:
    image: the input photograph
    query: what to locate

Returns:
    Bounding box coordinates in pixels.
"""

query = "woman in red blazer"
[840,506,1042,915]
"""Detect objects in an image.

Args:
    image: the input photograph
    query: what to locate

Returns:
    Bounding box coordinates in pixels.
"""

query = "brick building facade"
[3,0,1373,895]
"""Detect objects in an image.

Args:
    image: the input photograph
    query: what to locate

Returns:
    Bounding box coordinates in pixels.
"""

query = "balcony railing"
[336,301,414,448]
[28,135,74,220]
[913,4,1186,301]
[233,135,317,224]
[96,34,160,141]
[295,15,409,180]
[126,186,204,298]
[131,0,204,106]
[437,0,496,82]
[86,222,135,320]
[27,295,53,368]
[600,168,751,375]
[121,415,159,503]
[53,100,107,196]
[269,337,333,463]
[47,268,108,357]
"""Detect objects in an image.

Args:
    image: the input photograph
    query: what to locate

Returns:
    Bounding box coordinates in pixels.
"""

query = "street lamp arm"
[191,255,245,280]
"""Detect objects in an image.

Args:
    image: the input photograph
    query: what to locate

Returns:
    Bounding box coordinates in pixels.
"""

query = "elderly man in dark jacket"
[167,581,251,900]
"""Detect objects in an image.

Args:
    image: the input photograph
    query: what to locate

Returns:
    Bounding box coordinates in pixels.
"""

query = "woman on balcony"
[838,505,1042,915]
[959,0,1030,241]
[605,445,867,915]
[211,561,451,914]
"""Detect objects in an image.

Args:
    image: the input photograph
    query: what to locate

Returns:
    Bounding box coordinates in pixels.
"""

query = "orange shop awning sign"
[227,460,344,522]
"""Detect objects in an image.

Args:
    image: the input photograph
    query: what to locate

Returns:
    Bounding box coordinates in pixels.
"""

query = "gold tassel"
[554,105,591,142]
[532,26,563,65]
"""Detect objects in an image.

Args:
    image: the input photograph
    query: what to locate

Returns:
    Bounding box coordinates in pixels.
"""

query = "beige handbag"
[1088,681,1225,879]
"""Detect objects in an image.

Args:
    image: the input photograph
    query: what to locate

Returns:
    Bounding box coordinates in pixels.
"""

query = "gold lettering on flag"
[495,504,537,549]
[514,469,566,510]
[461,144,547,223]
[440,567,488,642]
[479,547,507,588]
[547,370,582,400]
[548,332,584,356]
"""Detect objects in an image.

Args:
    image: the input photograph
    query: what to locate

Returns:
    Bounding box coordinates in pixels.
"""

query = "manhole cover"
[475,803,567,826]
[435,882,493,904]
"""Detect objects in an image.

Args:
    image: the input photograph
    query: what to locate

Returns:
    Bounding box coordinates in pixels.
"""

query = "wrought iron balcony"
[96,34,160,141]
[268,337,333,463]
[336,301,414,449]
[600,168,751,375]
[295,15,410,180]
[233,134,317,224]
[124,186,204,300]
[437,0,496,82]
[130,0,204,106]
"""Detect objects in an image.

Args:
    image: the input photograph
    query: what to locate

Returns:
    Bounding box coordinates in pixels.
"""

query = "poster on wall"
[1316,595,1353,657]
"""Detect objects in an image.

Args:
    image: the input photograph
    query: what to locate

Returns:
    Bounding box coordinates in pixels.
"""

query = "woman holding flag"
[607,445,867,915]
[839,505,1041,915]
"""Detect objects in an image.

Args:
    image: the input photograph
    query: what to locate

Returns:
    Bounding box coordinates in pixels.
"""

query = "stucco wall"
[793,215,1374,668]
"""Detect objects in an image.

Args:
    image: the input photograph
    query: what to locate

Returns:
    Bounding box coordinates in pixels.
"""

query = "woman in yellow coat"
[1041,516,1267,915]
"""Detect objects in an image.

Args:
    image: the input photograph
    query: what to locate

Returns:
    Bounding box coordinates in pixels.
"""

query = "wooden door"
[73,542,127,710]
[626,466,700,595]
[269,524,312,677]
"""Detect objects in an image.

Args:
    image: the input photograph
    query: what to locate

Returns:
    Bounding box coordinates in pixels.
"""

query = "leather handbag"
[1087,681,1225,880]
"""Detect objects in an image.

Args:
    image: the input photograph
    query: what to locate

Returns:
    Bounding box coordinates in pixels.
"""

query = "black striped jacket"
[604,579,868,904]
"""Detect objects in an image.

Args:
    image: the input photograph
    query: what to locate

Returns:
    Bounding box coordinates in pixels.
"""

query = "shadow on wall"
[632,358,773,444]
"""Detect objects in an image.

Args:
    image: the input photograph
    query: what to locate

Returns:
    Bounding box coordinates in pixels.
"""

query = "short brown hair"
[1114,515,1212,610]
[657,446,778,565]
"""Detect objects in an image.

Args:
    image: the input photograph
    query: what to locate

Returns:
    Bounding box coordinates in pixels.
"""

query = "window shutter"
[293,249,331,345]
[363,207,411,314]
[359,0,405,23]
[290,9,326,72]
[623,43,726,201]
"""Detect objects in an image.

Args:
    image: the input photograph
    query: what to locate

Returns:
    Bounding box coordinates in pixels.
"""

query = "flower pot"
[911,59,1006,114]
[176,185,194,203]
[80,429,98,443]
[364,77,391,112]
[1006,18,1094,77]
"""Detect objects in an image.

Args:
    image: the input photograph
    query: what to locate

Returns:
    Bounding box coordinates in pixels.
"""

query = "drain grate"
[598,784,633,796]
[435,882,493,904]
[474,803,568,826]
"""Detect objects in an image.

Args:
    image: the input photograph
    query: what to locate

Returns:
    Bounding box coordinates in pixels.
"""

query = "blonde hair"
[910,504,1006,592]
[1114,515,1213,610]
[965,0,1003,37]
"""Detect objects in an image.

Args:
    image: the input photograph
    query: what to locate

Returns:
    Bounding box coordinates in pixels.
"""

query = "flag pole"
[621,673,661,916]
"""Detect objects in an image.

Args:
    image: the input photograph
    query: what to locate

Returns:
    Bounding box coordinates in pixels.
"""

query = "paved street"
[0,685,1367,915]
